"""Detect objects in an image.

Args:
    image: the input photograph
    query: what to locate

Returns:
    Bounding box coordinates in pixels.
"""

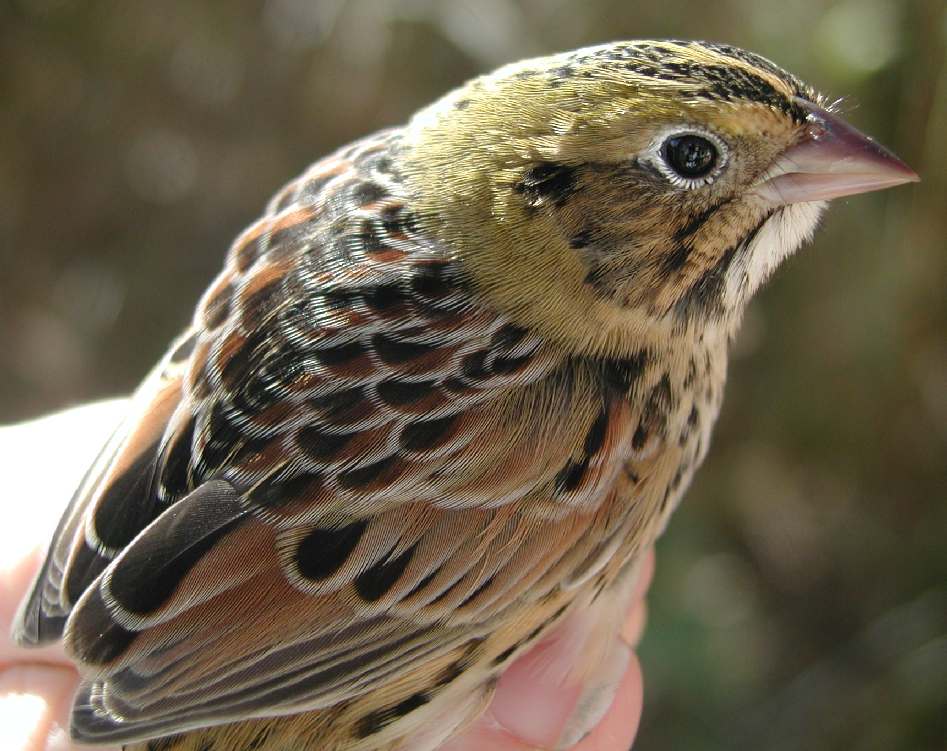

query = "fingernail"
[489,636,585,747]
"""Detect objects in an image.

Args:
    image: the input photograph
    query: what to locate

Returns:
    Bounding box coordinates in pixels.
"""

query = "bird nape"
[13,40,917,751]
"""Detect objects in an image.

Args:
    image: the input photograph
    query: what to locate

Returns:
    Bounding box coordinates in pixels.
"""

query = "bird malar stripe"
[514,162,581,207]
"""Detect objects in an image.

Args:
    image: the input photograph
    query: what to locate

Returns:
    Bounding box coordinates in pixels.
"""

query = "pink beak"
[752,97,919,205]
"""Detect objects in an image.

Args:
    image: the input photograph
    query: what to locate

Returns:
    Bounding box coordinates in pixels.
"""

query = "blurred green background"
[2,1,945,749]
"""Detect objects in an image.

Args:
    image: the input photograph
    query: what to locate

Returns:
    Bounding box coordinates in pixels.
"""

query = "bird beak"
[752,97,919,205]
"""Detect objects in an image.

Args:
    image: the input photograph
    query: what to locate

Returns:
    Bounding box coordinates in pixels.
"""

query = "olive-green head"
[401,40,917,356]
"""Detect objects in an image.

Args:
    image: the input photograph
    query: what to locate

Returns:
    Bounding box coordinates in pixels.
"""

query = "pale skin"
[1,402,652,751]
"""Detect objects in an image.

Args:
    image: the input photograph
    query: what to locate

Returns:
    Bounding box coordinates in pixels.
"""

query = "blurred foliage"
[1,1,945,749]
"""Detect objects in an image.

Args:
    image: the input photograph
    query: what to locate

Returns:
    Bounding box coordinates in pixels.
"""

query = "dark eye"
[662,134,718,179]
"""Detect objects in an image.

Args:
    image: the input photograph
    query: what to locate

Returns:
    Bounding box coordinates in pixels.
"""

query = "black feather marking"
[429,573,473,606]
[492,353,532,375]
[314,340,368,366]
[92,440,162,550]
[351,181,389,205]
[631,424,649,451]
[295,521,367,581]
[107,481,246,615]
[662,243,692,274]
[160,417,195,500]
[380,204,417,235]
[320,288,361,313]
[199,403,243,473]
[65,542,108,606]
[569,228,594,249]
[633,375,673,448]
[673,201,724,244]
[674,246,736,318]
[70,588,138,665]
[264,219,312,262]
[515,162,581,208]
[648,375,673,414]
[248,473,323,509]
[377,378,437,406]
[461,350,491,380]
[234,369,284,415]
[526,622,547,642]
[400,415,457,452]
[220,329,268,390]
[674,211,772,320]
[703,64,797,115]
[297,426,353,461]
[338,456,398,489]
[459,573,495,607]
[241,280,283,330]
[356,692,431,737]
[435,660,464,687]
[354,544,417,601]
[372,334,437,364]
[490,323,529,349]
[363,283,408,314]
[584,409,608,456]
[410,261,453,300]
[443,377,475,394]
[406,566,442,598]
[310,385,370,424]
[492,643,519,666]
[555,457,590,493]
[598,350,649,393]
[348,219,386,254]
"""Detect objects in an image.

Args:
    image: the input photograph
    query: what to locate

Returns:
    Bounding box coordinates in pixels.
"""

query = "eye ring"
[648,127,729,189]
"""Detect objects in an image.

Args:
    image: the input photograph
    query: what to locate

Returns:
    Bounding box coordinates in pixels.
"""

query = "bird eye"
[661,134,718,179]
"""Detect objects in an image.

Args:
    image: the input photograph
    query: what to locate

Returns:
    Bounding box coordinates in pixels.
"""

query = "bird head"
[402,40,918,356]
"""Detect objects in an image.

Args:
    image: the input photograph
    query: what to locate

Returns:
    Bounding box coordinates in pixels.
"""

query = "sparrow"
[12,40,918,751]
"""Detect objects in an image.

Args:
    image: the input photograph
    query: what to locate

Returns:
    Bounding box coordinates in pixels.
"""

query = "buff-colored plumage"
[12,40,916,751]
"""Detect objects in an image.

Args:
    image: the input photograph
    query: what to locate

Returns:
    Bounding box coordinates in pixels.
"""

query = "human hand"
[1,401,651,751]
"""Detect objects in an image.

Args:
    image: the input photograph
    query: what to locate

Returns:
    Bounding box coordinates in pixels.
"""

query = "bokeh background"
[2,1,945,749]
